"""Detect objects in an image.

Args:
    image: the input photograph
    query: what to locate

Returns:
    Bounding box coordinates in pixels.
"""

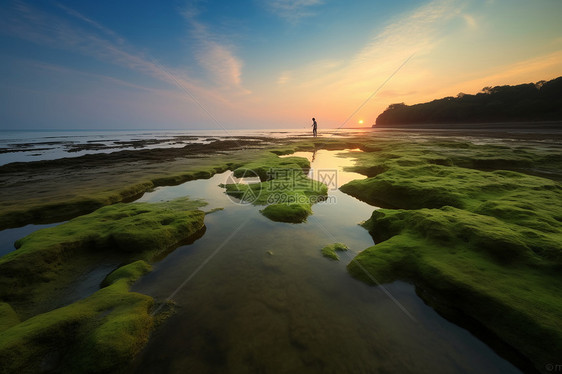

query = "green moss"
[0,198,205,315]
[342,158,560,211]
[0,196,205,372]
[232,152,310,181]
[261,203,312,223]
[321,243,349,260]
[223,153,327,223]
[348,224,562,368]
[0,157,235,230]
[101,260,152,288]
[0,261,154,374]
[342,137,562,371]
[0,303,19,333]
[269,147,297,156]
[343,136,562,182]
[340,168,464,209]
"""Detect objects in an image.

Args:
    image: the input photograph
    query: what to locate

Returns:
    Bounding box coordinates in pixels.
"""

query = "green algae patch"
[321,243,349,261]
[341,162,560,211]
[0,261,154,374]
[0,198,205,372]
[342,137,562,371]
[342,136,562,182]
[0,138,267,230]
[13,197,206,255]
[223,154,327,223]
[348,217,562,369]
[0,303,19,333]
[261,203,312,223]
[0,166,223,231]
[0,198,206,316]
[232,152,310,181]
[101,260,152,288]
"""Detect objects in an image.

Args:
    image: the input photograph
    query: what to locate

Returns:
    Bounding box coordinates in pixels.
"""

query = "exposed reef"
[0,198,206,373]
[321,243,349,261]
[0,139,273,230]
[1,132,561,373]
[223,152,328,223]
[0,260,153,373]
[341,137,562,372]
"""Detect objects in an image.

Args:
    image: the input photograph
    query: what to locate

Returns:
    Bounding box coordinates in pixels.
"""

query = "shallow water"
[0,128,373,165]
[0,222,62,256]
[128,150,521,373]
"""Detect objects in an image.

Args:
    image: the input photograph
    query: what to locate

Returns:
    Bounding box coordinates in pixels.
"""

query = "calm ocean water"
[2,126,559,166]
[0,128,374,166]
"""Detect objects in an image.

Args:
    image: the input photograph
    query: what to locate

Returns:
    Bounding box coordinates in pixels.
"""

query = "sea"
[2,126,560,166]
[0,128,374,166]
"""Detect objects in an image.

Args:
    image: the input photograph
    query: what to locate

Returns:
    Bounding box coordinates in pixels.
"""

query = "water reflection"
[0,222,62,256]
[129,150,520,373]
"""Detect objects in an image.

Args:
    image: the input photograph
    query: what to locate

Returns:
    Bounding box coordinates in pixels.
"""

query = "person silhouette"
[312,118,317,137]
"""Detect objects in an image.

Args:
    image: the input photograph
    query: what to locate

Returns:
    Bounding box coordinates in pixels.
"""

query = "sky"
[0,0,561,130]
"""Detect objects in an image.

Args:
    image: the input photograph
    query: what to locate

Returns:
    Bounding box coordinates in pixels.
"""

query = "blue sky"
[1,0,561,130]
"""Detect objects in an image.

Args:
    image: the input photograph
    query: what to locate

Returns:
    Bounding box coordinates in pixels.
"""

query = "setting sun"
[358,119,364,125]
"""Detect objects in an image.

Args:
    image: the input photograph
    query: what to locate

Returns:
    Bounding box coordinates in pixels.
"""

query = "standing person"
[312,117,318,137]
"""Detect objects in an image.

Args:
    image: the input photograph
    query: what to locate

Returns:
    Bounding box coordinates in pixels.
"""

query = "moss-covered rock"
[261,203,312,223]
[0,261,154,374]
[321,243,349,260]
[0,196,208,372]
[0,303,19,334]
[342,137,562,372]
[232,153,310,182]
[223,154,327,223]
[0,164,230,231]
[101,260,152,288]
[0,198,205,318]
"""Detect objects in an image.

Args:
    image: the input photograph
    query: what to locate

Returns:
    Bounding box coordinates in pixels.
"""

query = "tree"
[374,76,562,126]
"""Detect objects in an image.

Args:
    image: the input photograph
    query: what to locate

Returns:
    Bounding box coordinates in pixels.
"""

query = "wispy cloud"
[53,1,126,45]
[198,43,244,87]
[264,0,324,22]
[274,0,461,100]
[0,0,261,131]
[351,0,459,67]
[251,0,464,125]
[0,1,176,86]
[23,59,174,96]
[462,14,477,29]
[182,5,250,95]
[0,1,243,110]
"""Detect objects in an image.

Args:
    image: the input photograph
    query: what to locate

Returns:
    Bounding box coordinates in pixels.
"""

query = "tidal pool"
[0,222,62,256]
[128,150,521,373]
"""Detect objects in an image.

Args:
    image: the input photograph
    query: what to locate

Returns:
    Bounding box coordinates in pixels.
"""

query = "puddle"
[0,222,63,256]
[135,171,251,211]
